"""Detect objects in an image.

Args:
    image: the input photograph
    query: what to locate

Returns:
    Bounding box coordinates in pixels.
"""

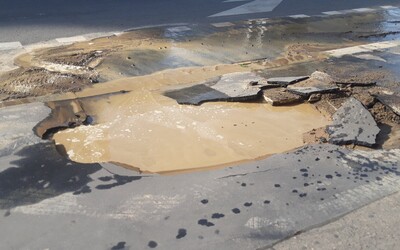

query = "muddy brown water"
[52,66,329,173]
[54,101,328,173]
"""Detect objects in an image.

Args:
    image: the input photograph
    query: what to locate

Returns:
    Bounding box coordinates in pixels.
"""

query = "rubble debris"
[309,71,335,84]
[335,81,376,87]
[352,89,376,108]
[43,50,106,68]
[285,71,338,97]
[358,31,400,39]
[369,102,400,124]
[368,87,394,96]
[0,68,98,101]
[375,94,400,116]
[266,76,309,86]
[313,92,350,116]
[303,127,329,144]
[263,88,304,106]
[287,85,339,97]
[308,94,321,103]
[163,72,265,105]
[327,97,380,147]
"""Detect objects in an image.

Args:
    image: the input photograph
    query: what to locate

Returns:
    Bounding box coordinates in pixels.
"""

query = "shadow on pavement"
[96,174,142,190]
[0,142,102,210]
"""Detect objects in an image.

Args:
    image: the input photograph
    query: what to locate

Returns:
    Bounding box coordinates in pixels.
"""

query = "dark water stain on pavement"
[200,199,208,204]
[232,208,241,214]
[176,228,187,239]
[95,175,142,190]
[244,202,253,207]
[147,241,158,248]
[211,213,225,219]
[111,241,126,250]
[198,219,215,227]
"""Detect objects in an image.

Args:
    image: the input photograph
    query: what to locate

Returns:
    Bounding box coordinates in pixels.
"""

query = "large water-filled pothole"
[52,88,329,173]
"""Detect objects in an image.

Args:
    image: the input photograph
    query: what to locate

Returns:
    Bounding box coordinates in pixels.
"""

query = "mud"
[0,68,97,102]
[35,99,86,139]
[53,101,328,173]
[303,127,329,144]
[42,50,108,68]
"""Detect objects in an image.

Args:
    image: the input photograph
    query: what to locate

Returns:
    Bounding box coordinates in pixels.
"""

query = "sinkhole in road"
[51,70,329,174]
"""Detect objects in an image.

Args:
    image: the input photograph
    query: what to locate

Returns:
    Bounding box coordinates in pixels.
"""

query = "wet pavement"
[2,0,399,45]
[1,108,399,249]
[3,7,400,105]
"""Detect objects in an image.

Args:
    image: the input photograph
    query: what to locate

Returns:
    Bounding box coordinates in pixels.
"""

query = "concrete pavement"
[272,191,400,250]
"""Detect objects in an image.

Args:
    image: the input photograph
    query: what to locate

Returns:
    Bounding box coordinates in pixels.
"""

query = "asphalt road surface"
[0,0,398,44]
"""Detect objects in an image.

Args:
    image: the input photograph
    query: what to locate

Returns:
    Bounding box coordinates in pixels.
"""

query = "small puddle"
[52,68,329,173]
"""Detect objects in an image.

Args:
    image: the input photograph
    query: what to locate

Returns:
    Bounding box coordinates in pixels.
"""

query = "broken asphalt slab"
[375,94,400,116]
[327,97,380,147]
[263,88,304,106]
[267,76,309,86]
[163,72,266,105]
[287,85,339,97]
[283,71,339,97]
[335,81,376,87]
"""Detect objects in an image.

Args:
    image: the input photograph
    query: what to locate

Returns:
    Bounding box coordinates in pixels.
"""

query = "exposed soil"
[43,50,108,68]
[303,127,329,144]
[0,67,97,102]
[370,102,400,124]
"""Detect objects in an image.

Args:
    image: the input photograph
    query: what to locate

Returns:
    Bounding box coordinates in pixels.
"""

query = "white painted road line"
[326,41,400,57]
[209,0,283,17]
[166,26,192,33]
[289,14,310,19]
[353,54,387,62]
[322,10,344,16]
[352,8,374,13]
[0,41,23,51]
[362,41,400,51]
[381,5,397,10]
[56,36,87,43]
[211,22,235,27]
